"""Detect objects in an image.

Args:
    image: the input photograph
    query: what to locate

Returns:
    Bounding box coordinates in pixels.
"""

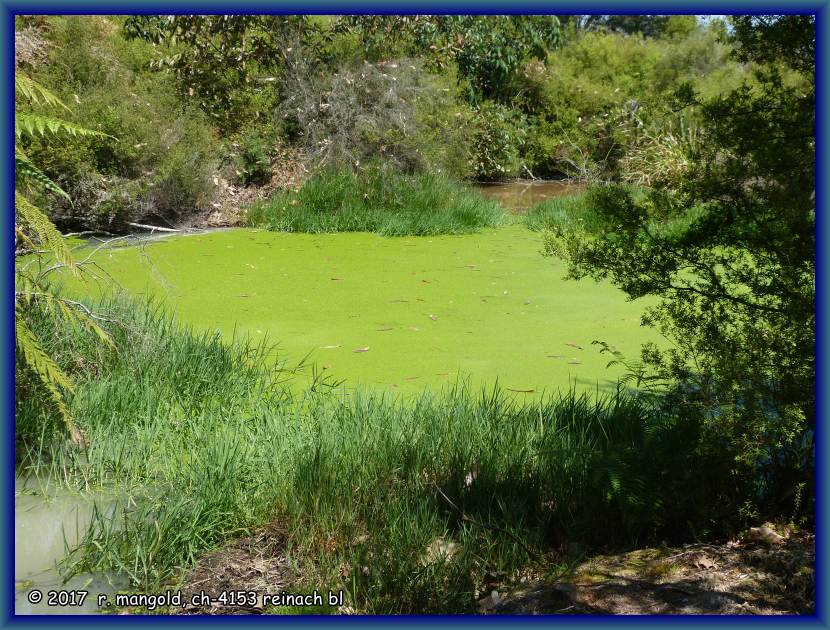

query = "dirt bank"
[170,526,813,615]
[488,533,814,615]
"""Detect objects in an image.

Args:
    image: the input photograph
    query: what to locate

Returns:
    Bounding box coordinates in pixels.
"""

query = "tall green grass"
[246,165,506,236]
[525,185,705,237]
[16,295,744,613]
[525,193,599,233]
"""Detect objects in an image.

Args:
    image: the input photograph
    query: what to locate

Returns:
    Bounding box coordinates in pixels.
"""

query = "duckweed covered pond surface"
[73,225,660,396]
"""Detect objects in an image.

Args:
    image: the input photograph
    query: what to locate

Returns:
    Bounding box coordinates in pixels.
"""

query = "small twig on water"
[126,221,181,233]
[62,230,117,238]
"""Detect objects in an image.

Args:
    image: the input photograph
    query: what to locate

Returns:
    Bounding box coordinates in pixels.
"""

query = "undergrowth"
[15,294,750,614]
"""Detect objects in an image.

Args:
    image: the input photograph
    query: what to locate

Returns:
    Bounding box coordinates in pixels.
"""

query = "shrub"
[468,101,527,181]
[617,118,700,187]
[21,16,220,230]
[227,129,275,186]
[512,24,749,181]
[279,56,473,177]
[410,68,477,180]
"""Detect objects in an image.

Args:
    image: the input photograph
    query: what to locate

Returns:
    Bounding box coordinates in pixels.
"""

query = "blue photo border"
[2,2,826,627]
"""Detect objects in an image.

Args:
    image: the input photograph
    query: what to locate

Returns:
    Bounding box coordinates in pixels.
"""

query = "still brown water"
[477,180,585,213]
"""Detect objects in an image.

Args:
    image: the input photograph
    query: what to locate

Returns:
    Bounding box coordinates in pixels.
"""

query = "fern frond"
[15,148,71,201]
[15,192,76,275]
[15,72,71,111]
[15,113,113,141]
[32,290,115,349]
[15,311,82,441]
[15,225,38,253]
[15,311,74,392]
[16,271,115,349]
[15,272,36,297]
[82,316,115,349]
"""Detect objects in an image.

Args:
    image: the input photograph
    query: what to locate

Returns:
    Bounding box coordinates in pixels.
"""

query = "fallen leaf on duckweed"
[354,346,370,353]
[565,342,583,349]
[376,327,394,332]
[546,355,565,359]
[321,344,342,349]
[403,376,420,381]
[568,360,582,365]
[507,387,535,393]
[331,277,343,281]
[429,314,438,321]
[322,363,331,370]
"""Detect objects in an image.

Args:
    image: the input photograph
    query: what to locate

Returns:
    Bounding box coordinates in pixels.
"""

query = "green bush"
[232,129,275,186]
[410,68,476,180]
[469,101,527,181]
[512,24,749,181]
[247,163,505,235]
[21,16,220,229]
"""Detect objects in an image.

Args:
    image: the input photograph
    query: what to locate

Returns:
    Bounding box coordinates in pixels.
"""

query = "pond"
[65,223,659,397]
[15,477,125,615]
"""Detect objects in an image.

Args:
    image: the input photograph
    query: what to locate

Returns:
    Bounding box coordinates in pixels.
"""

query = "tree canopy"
[551,15,814,514]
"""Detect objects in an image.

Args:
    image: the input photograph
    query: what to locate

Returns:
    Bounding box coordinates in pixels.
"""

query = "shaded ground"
[487,534,814,615]
[175,526,813,615]
[179,525,294,615]
[196,144,310,230]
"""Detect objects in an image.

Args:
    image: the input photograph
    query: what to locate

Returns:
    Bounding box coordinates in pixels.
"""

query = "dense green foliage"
[247,164,505,235]
[122,15,333,131]
[17,16,221,230]
[544,16,815,521]
[341,16,561,103]
[16,13,756,233]
[14,70,114,443]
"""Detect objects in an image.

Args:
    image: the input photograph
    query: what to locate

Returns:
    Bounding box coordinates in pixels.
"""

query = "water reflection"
[477,180,585,213]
